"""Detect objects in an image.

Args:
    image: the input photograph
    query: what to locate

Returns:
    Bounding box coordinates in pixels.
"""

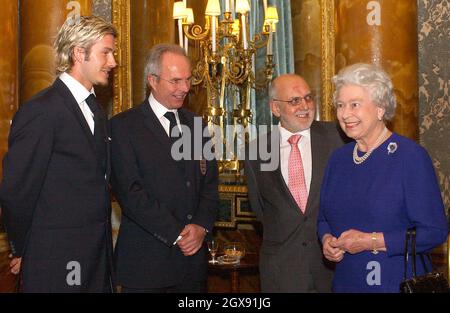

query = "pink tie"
[288,135,308,213]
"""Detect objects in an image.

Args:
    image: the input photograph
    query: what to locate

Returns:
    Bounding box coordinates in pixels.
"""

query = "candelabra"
[173,0,278,179]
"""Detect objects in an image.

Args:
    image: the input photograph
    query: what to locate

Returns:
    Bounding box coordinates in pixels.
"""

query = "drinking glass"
[207,239,219,264]
[224,242,246,263]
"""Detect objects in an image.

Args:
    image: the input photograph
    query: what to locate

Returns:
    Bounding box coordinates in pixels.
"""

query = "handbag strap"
[404,227,417,280]
[403,228,410,280]
[419,253,432,273]
[404,227,433,280]
[411,228,417,278]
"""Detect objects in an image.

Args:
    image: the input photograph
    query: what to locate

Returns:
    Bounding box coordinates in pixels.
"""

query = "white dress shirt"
[59,72,96,134]
[279,124,312,194]
[148,94,182,136]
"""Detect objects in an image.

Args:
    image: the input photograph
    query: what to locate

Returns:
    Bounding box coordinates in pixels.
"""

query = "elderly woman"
[317,63,448,292]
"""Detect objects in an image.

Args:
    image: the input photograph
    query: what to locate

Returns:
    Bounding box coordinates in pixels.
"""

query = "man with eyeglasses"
[110,43,218,293]
[245,74,347,292]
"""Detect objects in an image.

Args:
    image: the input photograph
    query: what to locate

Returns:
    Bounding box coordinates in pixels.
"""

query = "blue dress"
[318,133,448,292]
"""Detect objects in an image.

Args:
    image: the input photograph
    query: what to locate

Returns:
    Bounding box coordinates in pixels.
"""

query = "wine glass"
[207,239,219,264]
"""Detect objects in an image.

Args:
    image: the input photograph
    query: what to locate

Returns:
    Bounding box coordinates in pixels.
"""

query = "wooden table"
[208,252,258,293]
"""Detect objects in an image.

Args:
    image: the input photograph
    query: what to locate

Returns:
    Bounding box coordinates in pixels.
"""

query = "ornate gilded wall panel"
[184,0,209,116]
[93,0,112,21]
[112,0,132,114]
[0,0,19,291]
[292,0,335,122]
[292,0,323,118]
[111,0,175,114]
[418,0,450,219]
[334,0,418,140]
[289,0,336,122]
[0,0,18,178]
[131,0,175,106]
[320,0,336,121]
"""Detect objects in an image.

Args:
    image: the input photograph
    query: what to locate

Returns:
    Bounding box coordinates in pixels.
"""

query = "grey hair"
[268,80,278,100]
[332,63,397,121]
[54,15,117,75]
[144,43,189,85]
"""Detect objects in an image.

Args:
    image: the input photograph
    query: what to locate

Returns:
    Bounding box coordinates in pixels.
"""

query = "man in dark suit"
[110,43,219,293]
[245,74,346,292]
[0,16,117,292]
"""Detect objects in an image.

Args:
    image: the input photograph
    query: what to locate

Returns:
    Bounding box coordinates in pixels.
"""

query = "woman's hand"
[334,229,370,254]
[322,234,345,262]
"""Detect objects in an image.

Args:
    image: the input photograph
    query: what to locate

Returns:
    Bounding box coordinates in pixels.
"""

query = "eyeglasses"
[152,74,193,87]
[272,93,315,106]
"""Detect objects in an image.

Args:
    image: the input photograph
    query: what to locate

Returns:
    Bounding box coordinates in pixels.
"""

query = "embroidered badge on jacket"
[200,159,207,175]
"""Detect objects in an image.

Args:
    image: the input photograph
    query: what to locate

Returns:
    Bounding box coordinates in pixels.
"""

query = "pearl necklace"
[353,127,388,165]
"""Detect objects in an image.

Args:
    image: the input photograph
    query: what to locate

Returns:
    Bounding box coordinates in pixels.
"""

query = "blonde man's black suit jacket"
[245,121,346,292]
[110,101,219,289]
[0,78,113,292]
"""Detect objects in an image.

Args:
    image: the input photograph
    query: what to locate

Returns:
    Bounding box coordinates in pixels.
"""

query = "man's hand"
[322,234,345,262]
[177,224,207,256]
[9,254,21,275]
[334,229,370,254]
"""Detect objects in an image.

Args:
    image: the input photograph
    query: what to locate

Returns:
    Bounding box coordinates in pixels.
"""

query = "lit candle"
[267,24,273,55]
[236,0,250,13]
[178,19,184,49]
[185,8,195,24]
[225,0,230,12]
[173,2,187,49]
[264,7,279,56]
[211,17,217,53]
[219,56,226,109]
[241,13,248,50]
[184,8,194,54]
[205,0,221,53]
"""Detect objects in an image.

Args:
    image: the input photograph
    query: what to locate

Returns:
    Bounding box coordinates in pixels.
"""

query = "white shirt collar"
[278,123,311,147]
[148,93,178,118]
[59,72,95,104]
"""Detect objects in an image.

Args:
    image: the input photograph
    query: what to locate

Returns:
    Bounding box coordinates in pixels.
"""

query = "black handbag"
[399,227,449,293]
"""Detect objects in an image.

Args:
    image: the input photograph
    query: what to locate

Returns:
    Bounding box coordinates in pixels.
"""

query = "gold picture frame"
[216,188,237,228]
[217,184,255,228]
[320,0,336,122]
[111,0,132,115]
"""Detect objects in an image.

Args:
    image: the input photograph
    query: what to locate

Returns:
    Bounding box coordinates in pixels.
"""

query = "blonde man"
[0,16,117,292]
